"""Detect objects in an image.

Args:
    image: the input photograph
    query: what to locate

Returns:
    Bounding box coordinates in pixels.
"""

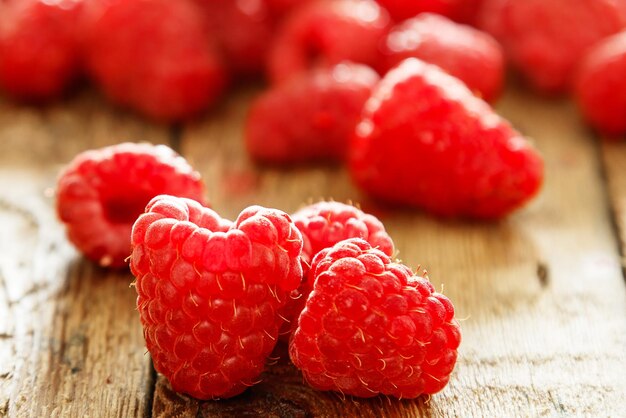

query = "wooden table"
[0,84,625,417]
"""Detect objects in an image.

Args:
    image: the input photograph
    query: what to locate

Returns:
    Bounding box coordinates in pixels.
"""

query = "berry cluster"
[129,196,460,400]
[54,141,461,401]
[1,0,625,134]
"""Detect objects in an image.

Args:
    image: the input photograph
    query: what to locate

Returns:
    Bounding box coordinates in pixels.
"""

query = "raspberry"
[293,201,394,268]
[381,13,504,103]
[265,0,313,18]
[349,58,544,219]
[279,201,394,338]
[0,0,81,101]
[289,238,461,398]
[478,0,626,94]
[130,195,303,399]
[375,0,484,24]
[246,62,379,164]
[194,0,275,76]
[267,0,391,84]
[56,143,205,268]
[574,30,626,136]
[82,0,227,121]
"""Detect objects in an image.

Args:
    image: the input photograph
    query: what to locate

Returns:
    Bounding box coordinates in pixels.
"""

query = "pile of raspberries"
[1,0,625,134]
[18,0,626,403]
[55,142,461,400]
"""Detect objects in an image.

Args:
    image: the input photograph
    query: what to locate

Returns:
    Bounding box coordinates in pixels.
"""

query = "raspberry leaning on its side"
[278,201,394,339]
[574,30,626,136]
[246,62,380,164]
[0,0,81,101]
[349,58,544,219]
[56,143,205,268]
[289,238,461,398]
[381,13,504,103]
[82,0,227,121]
[266,0,391,84]
[478,0,626,94]
[130,195,303,399]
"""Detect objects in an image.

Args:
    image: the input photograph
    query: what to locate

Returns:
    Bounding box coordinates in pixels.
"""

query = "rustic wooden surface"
[0,85,625,417]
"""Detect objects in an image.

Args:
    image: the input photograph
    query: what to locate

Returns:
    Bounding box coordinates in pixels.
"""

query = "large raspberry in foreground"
[56,143,205,268]
[131,195,303,399]
[349,58,544,219]
[289,238,461,398]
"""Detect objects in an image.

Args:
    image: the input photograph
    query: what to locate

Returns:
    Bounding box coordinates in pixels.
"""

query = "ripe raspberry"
[289,238,461,398]
[265,0,313,18]
[130,195,303,399]
[0,0,81,101]
[82,0,227,121]
[279,201,394,338]
[194,0,275,76]
[479,0,626,94]
[267,0,391,84]
[56,143,205,268]
[574,30,626,136]
[375,0,484,24]
[246,62,379,164]
[349,58,544,219]
[293,201,394,270]
[381,13,504,103]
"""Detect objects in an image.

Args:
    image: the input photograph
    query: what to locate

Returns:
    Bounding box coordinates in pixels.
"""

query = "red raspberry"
[246,62,379,164]
[289,238,461,398]
[293,201,394,268]
[130,195,303,399]
[479,0,626,94]
[381,13,504,103]
[265,0,313,18]
[82,0,227,121]
[349,58,544,219]
[194,0,275,76]
[0,0,81,101]
[267,0,391,84]
[375,0,483,24]
[574,30,626,136]
[56,143,205,268]
[279,201,394,338]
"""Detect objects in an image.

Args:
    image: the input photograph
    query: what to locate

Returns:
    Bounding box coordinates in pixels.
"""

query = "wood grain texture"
[0,93,169,417]
[154,86,625,417]
[1,84,625,417]
[600,139,626,262]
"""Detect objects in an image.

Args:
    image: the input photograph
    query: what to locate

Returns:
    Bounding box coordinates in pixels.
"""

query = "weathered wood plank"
[147,86,626,417]
[0,93,169,417]
[600,139,626,263]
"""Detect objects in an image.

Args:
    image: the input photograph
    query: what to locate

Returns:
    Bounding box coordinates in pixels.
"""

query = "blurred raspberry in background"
[0,0,624,137]
[0,0,82,101]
